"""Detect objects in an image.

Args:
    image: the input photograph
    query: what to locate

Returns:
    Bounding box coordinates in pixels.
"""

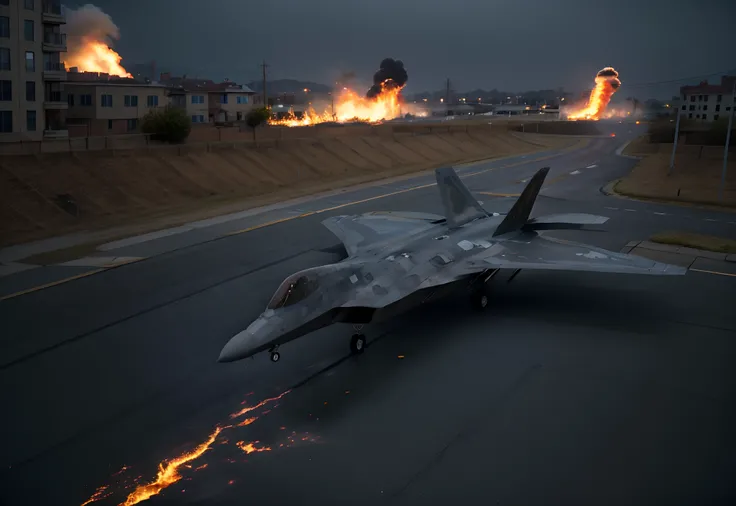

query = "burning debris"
[270,57,413,127]
[64,4,131,77]
[565,67,621,121]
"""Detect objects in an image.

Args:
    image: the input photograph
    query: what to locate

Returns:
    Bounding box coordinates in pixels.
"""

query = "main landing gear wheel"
[471,286,491,311]
[270,351,281,362]
[350,333,366,355]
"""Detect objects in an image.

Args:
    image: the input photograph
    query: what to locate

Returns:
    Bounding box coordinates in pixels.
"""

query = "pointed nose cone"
[218,329,254,362]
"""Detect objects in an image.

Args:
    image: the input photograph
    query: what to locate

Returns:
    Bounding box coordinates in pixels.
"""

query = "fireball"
[566,67,621,121]
[64,38,131,77]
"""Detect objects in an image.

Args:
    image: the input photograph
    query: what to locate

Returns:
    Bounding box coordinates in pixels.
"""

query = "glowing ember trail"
[119,426,227,506]
[566,67,621,121]
[230,390,291,419]
[80,486,112,506]
[64,5,132,77]
[236,441,272,454]
[237,417,258,427]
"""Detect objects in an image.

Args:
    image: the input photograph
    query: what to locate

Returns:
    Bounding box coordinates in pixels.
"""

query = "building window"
[690,96,695,102]
[703,95,709,102]
[0,110,11,132]
[696,114,700,119]
[717,95,722,102]
[124,95,138,107]
[703,105,708,111]
[191,114,205,123]
[681,105,686,111]
[25,51,34,71]
[101,94,112,107]
[25,81,34,101]
[24,0,34,9]
[688,113,692,119]
[80,94,92,106]
[689,105,695,111]
[698,95,703,101]
[24,20,33,41]
[0,80,10,101]
[702,114,707,120]
[716,104,720,112]
[191,95,204,104]
[26,110,36,131]
[236,96,248,104]
[714,114,720,121]
[0,16,8,38]
[126,118,138,131]
[0,47,10,70]
[108,119,113,130]
[67,93,74,106]
[146,95,159,107]
[728,107,732,112]
[220,94,228,104]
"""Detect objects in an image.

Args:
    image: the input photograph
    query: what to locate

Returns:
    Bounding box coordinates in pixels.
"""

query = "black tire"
[350,334,366,354]
[472,286,490,311]
[270,351,281,363]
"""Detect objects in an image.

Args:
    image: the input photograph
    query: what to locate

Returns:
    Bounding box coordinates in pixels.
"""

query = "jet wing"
[476,234,686,275]
[322,211,443,256]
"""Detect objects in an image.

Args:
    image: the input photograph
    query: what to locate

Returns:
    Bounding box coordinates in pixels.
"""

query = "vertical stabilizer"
[492,167,550,237]
[435,167,488,228]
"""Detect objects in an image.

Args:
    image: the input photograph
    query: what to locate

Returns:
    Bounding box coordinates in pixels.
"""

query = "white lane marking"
[570,170,581,175]
[604,206,619,210]
[653,212,668,216]
[704,218,719,222]
[729,222,736,225]
[624,209,637,212]
[586,164,598,169]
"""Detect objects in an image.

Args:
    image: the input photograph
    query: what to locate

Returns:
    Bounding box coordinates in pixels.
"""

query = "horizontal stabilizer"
[523,213,609,231]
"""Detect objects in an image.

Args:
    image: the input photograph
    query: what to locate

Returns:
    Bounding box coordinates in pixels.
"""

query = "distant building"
[0,0,68,141]
[65,73,169,136]
[161,74,259,123]
[680,75,736,122]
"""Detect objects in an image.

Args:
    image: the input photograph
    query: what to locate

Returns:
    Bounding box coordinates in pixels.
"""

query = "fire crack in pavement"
[78,389,321,506]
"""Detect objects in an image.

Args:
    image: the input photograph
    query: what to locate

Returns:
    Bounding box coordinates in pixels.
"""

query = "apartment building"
[680,76,736,122]
[65,74,169,136]
[167,81,257,123]
[0,0,68,141]
[208,84,257,122]
[168,86,209,123]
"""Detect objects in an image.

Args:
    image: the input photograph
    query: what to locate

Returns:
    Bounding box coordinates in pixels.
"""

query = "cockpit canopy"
[267,272,320,310]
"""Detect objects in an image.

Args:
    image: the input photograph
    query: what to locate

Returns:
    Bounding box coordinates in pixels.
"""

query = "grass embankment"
[650,231,736,254]
[0,124,579,248]
[616,124,736,208]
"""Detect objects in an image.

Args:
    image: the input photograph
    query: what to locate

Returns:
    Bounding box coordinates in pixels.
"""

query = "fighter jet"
[218,166,685,363]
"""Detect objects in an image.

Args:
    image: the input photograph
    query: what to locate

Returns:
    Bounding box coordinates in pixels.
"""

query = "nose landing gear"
[350,325,366,355]
[269,345,281,363]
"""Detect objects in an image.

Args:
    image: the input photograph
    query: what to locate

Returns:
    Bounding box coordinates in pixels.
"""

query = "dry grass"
[0,128,577,248]
[650,231,736,254]
[616,138,736,208]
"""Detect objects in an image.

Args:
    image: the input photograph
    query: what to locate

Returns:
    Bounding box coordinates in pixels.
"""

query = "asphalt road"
[1,123,735,506]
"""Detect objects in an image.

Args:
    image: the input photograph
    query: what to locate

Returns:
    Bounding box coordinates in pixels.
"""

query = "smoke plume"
[63,4,130,77]
[366,58,408,98]
[596,67,621,90]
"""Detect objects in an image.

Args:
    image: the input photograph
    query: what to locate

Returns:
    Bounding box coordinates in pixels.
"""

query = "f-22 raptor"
[219,166,685,363]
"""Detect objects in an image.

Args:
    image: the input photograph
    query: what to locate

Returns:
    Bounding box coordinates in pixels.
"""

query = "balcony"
[43,61,66,81]
[44,91,68,109]
[43,128,69,139]
[42,1,66,24]
[43,32,67,52]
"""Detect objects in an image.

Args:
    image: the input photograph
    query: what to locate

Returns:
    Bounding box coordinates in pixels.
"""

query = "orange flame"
[229,390,291,419]
[270,82,404,127]
[236,441,272,454]
[64,38,131,78]
[80,486,112,506]
[119,426,226,506]
[566,67,621,121]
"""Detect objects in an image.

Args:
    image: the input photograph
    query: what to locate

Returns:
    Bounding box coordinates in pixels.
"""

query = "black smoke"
[366,58,408,98]
[596,67,621,89]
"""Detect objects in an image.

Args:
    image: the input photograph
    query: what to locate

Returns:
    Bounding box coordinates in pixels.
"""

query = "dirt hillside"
[0,124,575,247]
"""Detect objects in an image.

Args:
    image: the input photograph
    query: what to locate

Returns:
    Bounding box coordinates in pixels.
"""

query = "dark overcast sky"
[68,0,736,97]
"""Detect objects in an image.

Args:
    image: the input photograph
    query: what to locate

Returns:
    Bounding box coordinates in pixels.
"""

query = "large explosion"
[270,58,412,127]
[63,4,131,77]
[565,67,621,121]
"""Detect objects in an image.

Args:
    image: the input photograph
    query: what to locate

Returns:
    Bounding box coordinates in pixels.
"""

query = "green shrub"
[141,106,192,143]
[245,107,271,140]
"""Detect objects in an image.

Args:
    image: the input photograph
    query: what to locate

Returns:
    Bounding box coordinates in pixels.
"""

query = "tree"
[141,105,192,143]
[245,107,271,141]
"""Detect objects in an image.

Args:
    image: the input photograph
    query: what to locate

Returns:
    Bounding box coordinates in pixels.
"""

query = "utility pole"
[669,106,682,175]
[719,79,736,202]
[445,78,450,105]
[260,60,269,108]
